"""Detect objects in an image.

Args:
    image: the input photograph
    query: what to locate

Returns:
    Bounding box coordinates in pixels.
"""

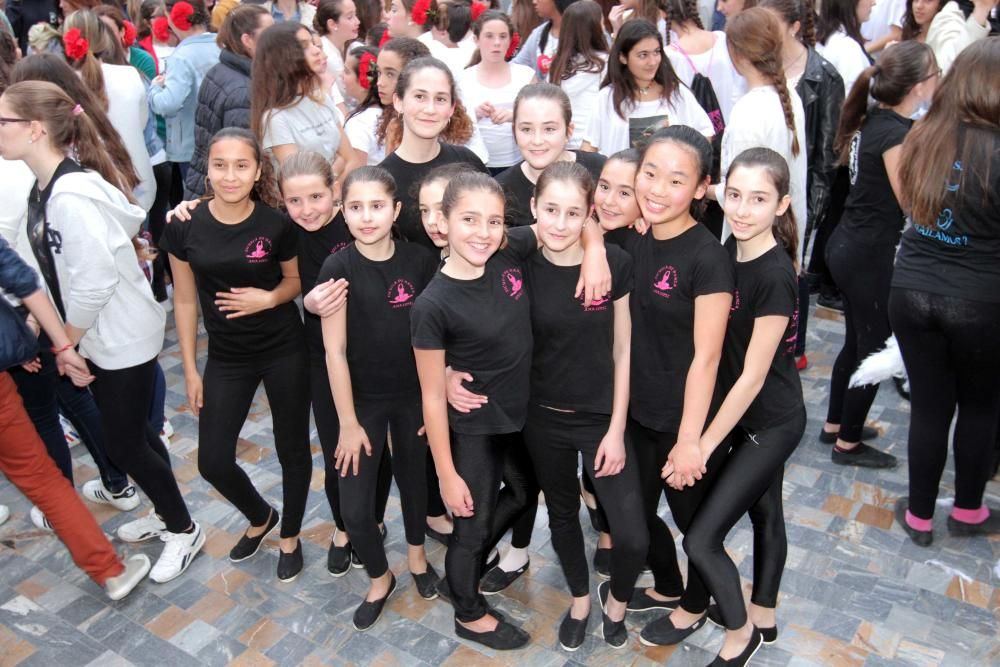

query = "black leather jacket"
[796,48,844,243]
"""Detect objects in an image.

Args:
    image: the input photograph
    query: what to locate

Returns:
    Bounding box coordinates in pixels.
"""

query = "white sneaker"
[0,505,9,526]
[161,419,174,439]
[149,522,205,583]
[82,480,141,512]
[30,506,52,531]
[117,510,166,543]
[106,554,151,601]
[60,414,81,447]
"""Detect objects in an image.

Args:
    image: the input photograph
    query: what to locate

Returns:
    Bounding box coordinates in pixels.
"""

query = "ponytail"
[62,9,129,111]
[727,147,799,267]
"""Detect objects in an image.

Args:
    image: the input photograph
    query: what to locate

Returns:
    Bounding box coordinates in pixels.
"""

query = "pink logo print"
[785,306,799,353]
[245,236,273,263]
[581,293,609,311]
[729,289,741,319]
[652,265,677,298]
[330,242,348,255]
[387,279,415,308]
[502,268,524,299]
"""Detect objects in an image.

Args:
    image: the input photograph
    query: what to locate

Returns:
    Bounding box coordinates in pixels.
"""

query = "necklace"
[638,83,653,96]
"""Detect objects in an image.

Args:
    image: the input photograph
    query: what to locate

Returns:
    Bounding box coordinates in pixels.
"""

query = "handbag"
[0,302,39,371]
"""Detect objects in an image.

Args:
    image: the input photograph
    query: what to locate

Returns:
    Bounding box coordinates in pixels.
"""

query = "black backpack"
[671,44,726,181]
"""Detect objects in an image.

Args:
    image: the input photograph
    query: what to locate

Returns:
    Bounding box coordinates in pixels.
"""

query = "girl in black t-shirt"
[319,166,441,630]
[606,126,735,648]
[417,163,467,254]
[521,162,647,651]
[495,83,607,228]
[821,42,937,470]
[161,128,312,583]
[667,148,805,665]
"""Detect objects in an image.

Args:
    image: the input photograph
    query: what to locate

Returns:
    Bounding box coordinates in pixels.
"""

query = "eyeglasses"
[0,117,30,126]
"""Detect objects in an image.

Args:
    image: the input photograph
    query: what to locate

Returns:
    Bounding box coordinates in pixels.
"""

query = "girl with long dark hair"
[547,0,608,150]
[815,0,873,94]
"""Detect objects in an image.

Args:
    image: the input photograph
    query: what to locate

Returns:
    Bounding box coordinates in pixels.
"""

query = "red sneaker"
[795,355,808,371]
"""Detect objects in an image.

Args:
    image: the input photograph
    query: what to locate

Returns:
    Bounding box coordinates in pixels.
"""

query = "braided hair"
[663,0,704,45]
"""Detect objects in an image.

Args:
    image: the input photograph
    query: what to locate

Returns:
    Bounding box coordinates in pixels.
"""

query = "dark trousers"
[629,416,728,610]
[446,430,535,622]
[889,288,1000,519]
[826,228,896,442]
[340,397,428,578]
[683,409,805,628]
[198,349,312,538]
[524,405,647,601]
[87,358,191,533]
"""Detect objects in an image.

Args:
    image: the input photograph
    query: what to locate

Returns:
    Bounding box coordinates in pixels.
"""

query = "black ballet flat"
[601,611,628,649]
[639,613,707,647]
[425,525,452,546]
[593,547,611,579]
[708,626,763,666]
[229,509,279,563]
[706,604,777,644]
[276,540,303,583]
[328,539,353,577]
[894,497,933,547]
[558,610,589,651]
[818,424,879,444]
[353,575,397,631]
[454,615,530,650]
[412,563,441,600]
[480,560,529,595]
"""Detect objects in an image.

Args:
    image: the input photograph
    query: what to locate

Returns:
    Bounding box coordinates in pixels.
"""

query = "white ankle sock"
[497,546,529,573]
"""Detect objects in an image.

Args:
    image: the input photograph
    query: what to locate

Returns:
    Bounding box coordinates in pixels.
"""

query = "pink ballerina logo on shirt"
[245,237,273,263]
[502,268,524,300]
[387,279,416,308]
[581,293,609,312]
[729,289,741,319]
[330,242,348,254]
[652,265,677,298]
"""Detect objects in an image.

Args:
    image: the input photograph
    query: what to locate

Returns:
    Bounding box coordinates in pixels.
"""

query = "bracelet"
[51,343,74,355]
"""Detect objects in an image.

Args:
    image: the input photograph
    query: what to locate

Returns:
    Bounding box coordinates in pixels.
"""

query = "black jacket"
[796,48,844,243]
[185,49,253,199]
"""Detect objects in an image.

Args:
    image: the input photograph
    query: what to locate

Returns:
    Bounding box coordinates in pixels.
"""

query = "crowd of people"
[0,0,996,664]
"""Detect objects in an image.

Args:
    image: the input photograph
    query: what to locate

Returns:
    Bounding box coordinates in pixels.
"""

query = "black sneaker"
[480,560,529,595]
[277,540,303,582]
[894,497,932,547]
[412,563,441,600]
[818,425,879,444]
[328,539,353,576]
[639,613,707,646]
[558,610,589,651]
[593,547,611,579]
[229,509,279,562]
[831,442,897,468]
[353,575,397,631]
[708,626,763,666]
[454,616,530,650]
[601,611,628,648]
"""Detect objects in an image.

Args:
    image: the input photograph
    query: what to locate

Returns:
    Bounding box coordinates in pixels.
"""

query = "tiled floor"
[0,304,997,667]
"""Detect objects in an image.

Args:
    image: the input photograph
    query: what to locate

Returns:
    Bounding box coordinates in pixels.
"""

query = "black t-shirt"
[720,239,803,430]
[611,224,735,433]
[379,144,488,252]
[159,202,303,361]
[841,108,912,246]
[411,226,537,435]
[527,244,633,414]
[495,151,608,228]
[296,212,352,353]
[317,241,438,399]
[893,143,1000,303]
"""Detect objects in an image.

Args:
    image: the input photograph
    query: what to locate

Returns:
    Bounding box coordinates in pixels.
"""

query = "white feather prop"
[849,335,907,388]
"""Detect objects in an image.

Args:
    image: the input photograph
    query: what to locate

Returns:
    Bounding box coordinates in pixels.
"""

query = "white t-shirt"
[817,30,871,97]
[665,32,746,123]
[861,0,906,42]
[262,92,342,165]
[559,56,607,150]
[460,64,535,167]
[103,64,156,212]
[583,84,714,156]
[427,34,478,79]
[321,35,347,101]
[344,106,385,165]
[716,85,808,259]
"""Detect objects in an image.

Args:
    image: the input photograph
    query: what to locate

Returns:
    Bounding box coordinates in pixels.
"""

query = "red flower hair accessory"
[506,31,520,60]
[170,1,195,31]
[410,0,437,26]
[470,1,488,21]
[122,20,138,47]
[378,29,391,47]
[63,28,90,61]
[536,53,551,74]
[358,52,377,90]
[152,16,171,42]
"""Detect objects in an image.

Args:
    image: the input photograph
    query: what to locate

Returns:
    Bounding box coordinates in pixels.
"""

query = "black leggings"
[340,397,428,578]
[87,358,191,533]
[308,354,391,533]
[889,288,1000,519]
[198,349,312,538]
[446,430,535,622]
[683,409,805,628]
[629,416,728,610]
[826,227,895,442]
[506,431,539,550]
[524,405,647,601]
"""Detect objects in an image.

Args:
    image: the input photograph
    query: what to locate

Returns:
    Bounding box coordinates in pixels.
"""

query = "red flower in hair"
[470,1,488,21]
[122,20,138,47]
[378,29,391,47]
[152,16,171,42]
[63,28,90,61]
[536,53,551,74]
[506,32,521,60]
[411,0,434,26]
[358,52,377,90]
[170,1,195,31]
